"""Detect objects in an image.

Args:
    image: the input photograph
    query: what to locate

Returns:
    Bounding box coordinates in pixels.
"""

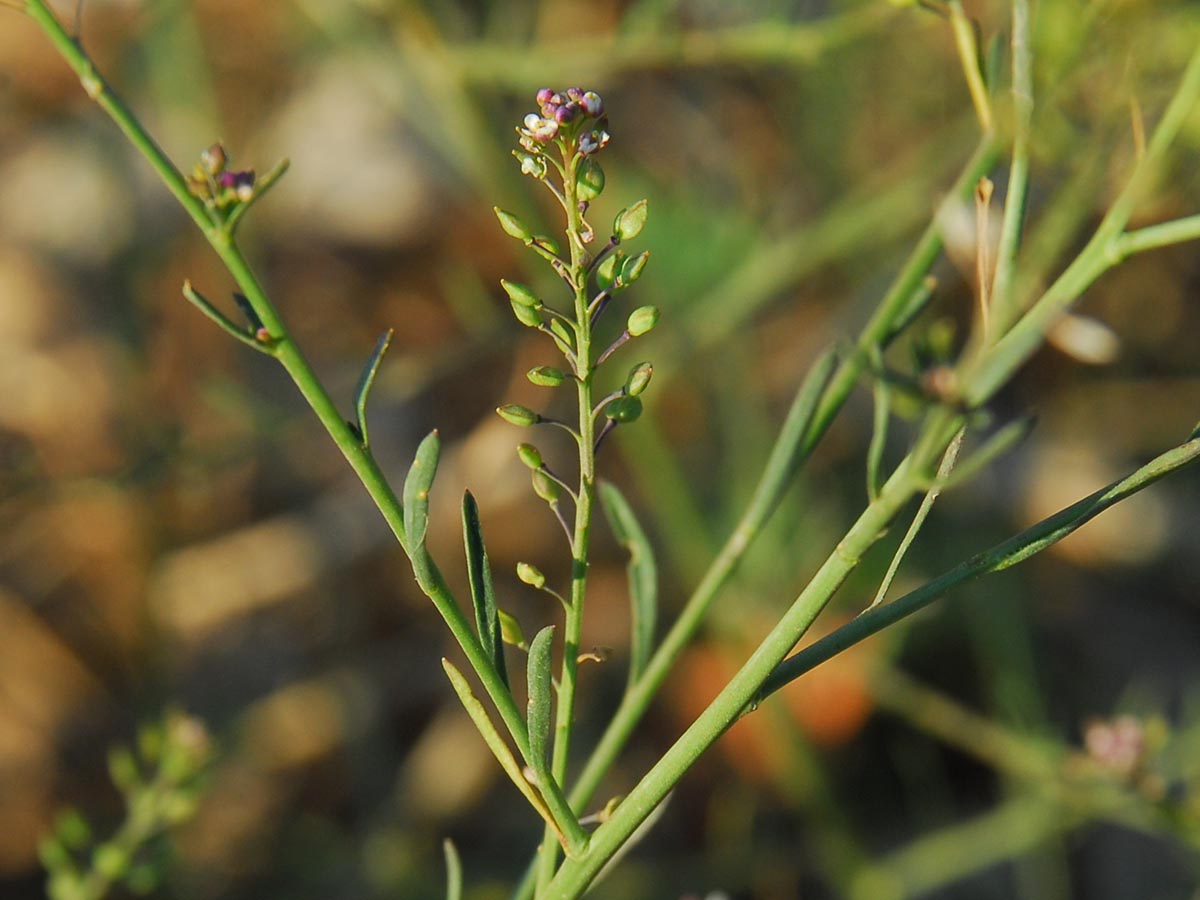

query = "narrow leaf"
[442,839,462,900]
[354,328,394,449]
[941,416,1036,491]
[462,491,508,687]
[404,430,440,551]
[866,427,966,612]
[598,482,658,687]
[526,625,555,776]
[440,659,561,839]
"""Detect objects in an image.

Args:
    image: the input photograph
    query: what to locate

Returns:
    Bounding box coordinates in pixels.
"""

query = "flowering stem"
[21,0,557,833]
[534,142,600,894]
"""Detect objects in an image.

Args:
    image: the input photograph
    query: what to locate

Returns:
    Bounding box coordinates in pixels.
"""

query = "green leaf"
[598,482,658,687]
[443,839,462,900]
[440,659,561,837]
[354,328,394,448]
[404,430,441,551]
[526,625,555,776]
[462,491,507,688]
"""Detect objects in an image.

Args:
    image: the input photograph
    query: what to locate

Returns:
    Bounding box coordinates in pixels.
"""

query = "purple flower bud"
[581,91,604,117]
[554,103,579,124]
[232,170,256,201]
[217,171,237,188]
[565,87,585,103]
[578,129,610,156]
[536,87,555,107]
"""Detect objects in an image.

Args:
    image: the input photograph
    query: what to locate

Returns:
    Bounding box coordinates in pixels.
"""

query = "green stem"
[534,146,600,893]
[756,432,1200,701]
[963,43,1200,405]
[22,0,537,798]
[989,0,1034,335]
[546,411,964,896]
[511,137,1000,900]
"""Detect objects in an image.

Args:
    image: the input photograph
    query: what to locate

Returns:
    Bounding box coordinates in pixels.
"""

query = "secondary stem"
[535,146,598,891]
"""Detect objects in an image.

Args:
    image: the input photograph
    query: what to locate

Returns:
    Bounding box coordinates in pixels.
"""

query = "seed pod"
[627,306,660,337]
[532,470,561,503]
[577,157,606,202]
[613,199,648,242]
[495,207,533,241]
[605,396,643,423]
[625,361,653,397]
[550,317,574,348]
[501,279,540,307]
[498,608,526,647]
[517,562,546,589]
[497,405,541,427]
[511,300,544,328]
[619,251,650,285]
[527,366,567,387]
[517,443,543,470]
[532,234,561,255]
[597,252,623,291]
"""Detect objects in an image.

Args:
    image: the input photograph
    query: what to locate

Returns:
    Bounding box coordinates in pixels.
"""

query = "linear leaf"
[526,625,555,777]
[354,328,394,448]
[442,839,462,900]
[867,427,966,612]
[440,659,562,841]
[598,481,658,687]
[404,430,440,551]
[462,491,507,687]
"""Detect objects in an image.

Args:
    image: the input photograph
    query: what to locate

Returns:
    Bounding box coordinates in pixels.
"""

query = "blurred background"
[2,0,1200,897]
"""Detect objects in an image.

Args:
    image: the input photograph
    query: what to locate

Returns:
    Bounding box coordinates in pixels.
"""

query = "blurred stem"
[22,0,545,806]
[947,0,994,134]
[963,43,1200,404]
[989,0,1034,334]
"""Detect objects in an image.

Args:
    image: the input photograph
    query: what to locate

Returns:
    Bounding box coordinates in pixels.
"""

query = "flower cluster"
[185,142,256,210]
[517,87,610,158]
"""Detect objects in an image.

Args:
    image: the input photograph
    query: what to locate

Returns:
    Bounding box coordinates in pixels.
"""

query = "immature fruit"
[613,199,648,241]
[517,562,546,589]
[627,306,660,337]
[605,396,643,423]
[497,405,540,426]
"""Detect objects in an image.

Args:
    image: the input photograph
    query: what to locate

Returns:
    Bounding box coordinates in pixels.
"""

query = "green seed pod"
[517,443,543,470]
[597,251,624,291]
[613,198,649,242]
[527,365,567,387]
[532,234,561,255]
[497,404,540,427]
[517,562,546,589]
[619,251,650,285]
[498,608,526,647]
[577,157,606,202]
[625,361,653,397]
[627,306,660,337]
[511,300,544,328]
[605,396,643,423]
[494,207,533,241]
[550,317,574,348]
[532,470,561,503]
[501,279,540,307]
